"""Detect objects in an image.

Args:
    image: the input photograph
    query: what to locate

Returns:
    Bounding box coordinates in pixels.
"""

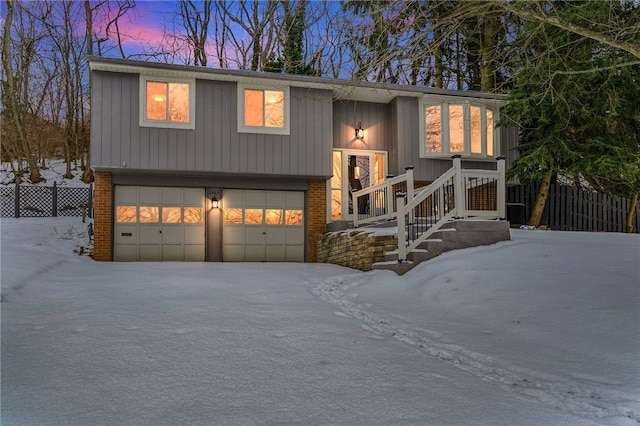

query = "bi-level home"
[89,56,517,263]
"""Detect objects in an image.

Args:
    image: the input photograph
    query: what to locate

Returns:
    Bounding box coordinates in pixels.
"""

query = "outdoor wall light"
[211,196,219,209]
[355,122,364,140]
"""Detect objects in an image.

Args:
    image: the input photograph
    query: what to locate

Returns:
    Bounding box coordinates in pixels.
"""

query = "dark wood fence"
[0,183,93,218]
[507,183,639,233]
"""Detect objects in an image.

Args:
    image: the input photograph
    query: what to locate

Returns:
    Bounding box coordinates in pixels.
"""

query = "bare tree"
[219,1,279,70]
[177,0,212,66]
[89,0,136,58]
[2,0,42,183]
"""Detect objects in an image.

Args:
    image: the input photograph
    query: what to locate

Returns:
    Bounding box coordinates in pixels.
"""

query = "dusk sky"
[103,1,183,57]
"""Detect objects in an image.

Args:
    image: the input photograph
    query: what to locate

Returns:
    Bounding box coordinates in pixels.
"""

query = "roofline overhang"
[88,55,508,105]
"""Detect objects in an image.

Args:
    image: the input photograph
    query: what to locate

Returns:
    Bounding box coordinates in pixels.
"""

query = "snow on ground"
[1,217,639,425]
[1,159,89,187]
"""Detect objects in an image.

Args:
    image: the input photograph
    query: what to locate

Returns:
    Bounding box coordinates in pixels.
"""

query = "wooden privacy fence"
[507,183,639,233]
[0,183,93,218]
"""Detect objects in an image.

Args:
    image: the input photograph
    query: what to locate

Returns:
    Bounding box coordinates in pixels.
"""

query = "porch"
[319,156,510,274]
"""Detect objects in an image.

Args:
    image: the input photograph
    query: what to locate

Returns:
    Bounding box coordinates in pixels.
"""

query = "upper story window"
[238,83,290,135]
[139,76,195,130]
[420,101,497,159]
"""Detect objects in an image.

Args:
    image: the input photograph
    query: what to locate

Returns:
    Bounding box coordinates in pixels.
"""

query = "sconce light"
[208,188,221,209]
[355,122,364,140]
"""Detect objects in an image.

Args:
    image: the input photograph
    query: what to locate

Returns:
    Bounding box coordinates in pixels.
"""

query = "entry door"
[222,190,305,262]
[114,186,205,261]
[331,150,386,221]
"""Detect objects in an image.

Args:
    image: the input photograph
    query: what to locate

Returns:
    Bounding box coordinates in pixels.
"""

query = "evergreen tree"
[503,1,639,229]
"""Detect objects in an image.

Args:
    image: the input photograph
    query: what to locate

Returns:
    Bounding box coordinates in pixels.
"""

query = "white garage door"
[223,190,304,262]
[114,186,205,261]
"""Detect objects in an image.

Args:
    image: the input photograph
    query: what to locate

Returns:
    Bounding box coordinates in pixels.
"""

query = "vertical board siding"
[507,183,640,233]
[332,100,387,152]
[92,72,332,178]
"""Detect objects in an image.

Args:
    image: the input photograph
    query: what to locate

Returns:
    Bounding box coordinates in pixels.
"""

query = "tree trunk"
[528,171,553,227]
[434,28,443,89]
[480,16,498,92]
[626,192,638,233]
[2,0,41,183]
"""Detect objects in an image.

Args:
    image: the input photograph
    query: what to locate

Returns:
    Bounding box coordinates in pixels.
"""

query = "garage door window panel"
[117,206,137,223]
[184,207,203,224]
[285,210,303,225]
[224,208,243,224]
[245,209,263,225]
[265,209,283,225]
[162,207,182,223]
[140,206,159,223]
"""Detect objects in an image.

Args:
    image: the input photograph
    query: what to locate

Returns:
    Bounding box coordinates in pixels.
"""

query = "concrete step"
[374,220,511,275]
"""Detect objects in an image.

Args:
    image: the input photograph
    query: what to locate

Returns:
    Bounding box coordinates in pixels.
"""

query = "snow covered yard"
[1,217,639,425]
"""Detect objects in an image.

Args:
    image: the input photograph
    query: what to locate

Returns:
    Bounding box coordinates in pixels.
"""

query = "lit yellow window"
[425,105,442,153]
[162,207,182,223]
[244,209,264,224]
[471,106,482,154]
[146,81,189,123]
[116,206,137,223]
[449,105,464,152]
[265,209,284,225]
[139,206,159,223]
[487,109,494,156]
[244,88,284,128]
[285,210,303,225]
[224,208,243,224]
[184,207,203,224]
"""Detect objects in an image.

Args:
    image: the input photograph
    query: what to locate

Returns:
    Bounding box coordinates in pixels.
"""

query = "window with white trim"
[139,76,195,129]
[420,101,497,159]
[237,84,290,135]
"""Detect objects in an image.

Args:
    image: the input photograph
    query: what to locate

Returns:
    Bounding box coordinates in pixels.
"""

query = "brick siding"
[307,179,326,262]
[93,172,112,261]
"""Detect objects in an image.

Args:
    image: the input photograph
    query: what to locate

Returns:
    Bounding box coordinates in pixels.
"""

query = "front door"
[330,149,387,221]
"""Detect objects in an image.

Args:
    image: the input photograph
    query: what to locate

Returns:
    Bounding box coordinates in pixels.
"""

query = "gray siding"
[332,100,387,151]
[391,97,518,183]
[91,71,333,178]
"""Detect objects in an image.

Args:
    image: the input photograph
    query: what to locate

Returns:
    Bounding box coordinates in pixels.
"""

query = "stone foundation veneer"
[317,230,398,271]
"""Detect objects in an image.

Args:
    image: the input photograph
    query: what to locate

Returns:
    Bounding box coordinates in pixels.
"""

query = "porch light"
[355,122,364,140]
[211,196,219,209]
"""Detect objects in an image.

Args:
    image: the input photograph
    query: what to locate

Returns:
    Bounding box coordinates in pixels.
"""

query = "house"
[89,56,517,263]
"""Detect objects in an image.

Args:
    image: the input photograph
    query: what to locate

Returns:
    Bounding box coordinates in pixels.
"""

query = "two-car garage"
[113,186,305,262]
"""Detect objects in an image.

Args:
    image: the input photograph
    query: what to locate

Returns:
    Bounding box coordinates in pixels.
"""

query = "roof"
[88,55,508,105]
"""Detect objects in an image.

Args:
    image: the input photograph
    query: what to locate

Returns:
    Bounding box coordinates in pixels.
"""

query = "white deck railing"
[352,166,416,227]
[396,156,506,262]
[352,156,505,262]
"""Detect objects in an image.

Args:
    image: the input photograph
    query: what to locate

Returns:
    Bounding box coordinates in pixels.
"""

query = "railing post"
[386,175,394,218]
[14,182,20,218]
[497,156,506,220]
[405,166,414,224]
[452,155,465,218]
[353,189,359,227]
[396,191,407,263]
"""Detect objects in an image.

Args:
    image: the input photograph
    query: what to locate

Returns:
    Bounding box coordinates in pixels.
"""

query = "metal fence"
[0,183,93,218]
[507,183,639,233]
